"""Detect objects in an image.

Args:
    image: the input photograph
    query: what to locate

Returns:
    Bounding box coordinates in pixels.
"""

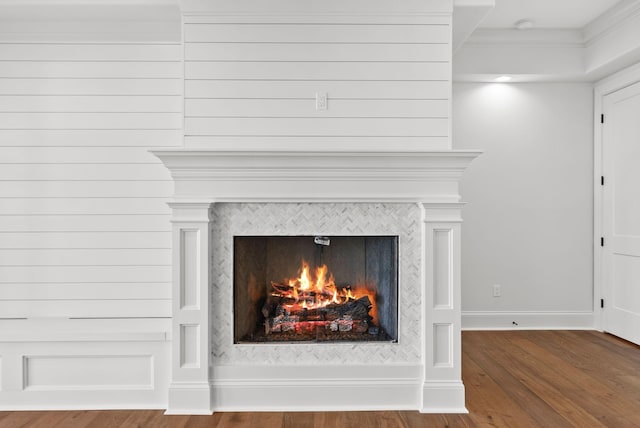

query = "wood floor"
[1,331,639,427]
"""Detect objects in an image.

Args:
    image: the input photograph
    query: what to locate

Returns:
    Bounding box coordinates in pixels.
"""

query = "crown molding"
[456,1,640,82]
[583,0,640,45]
[180,0,453,15]
[464,28,583,47]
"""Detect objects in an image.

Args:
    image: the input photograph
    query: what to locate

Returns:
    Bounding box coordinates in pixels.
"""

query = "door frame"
[593,62,640,332]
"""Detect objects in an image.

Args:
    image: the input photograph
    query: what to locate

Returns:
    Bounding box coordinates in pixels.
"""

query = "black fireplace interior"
[234,235,399,343]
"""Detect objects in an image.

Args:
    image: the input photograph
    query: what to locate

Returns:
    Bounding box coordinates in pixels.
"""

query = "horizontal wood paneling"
[185,99,448,118]
[0,43,181,61]
[0,164,170,181]
[0,300,170,318]
[0,181,171,198]
[184,23,450,43]
[0,249,171,266]
[185,61,447,81]
[0,95,181,113]
[185,117,448,136]
[0,61,181,78]
[184,13,451,25]
[183,18,451,147]
[0,147,164,163]
[0,232,171,249]
[0,79,182,95]
[0,215,170,232]
[0,41,179,319]
[0,112,181,129]
[0,198,171,215]
[0,266,171,284]
[183,135,450,151]
[185,80,450,99]
[185,42,449,62]
[0,130,182,147]
[0,283,170,300]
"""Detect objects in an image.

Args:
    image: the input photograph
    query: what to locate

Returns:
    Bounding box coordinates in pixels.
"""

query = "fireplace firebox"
[234,235,398,344]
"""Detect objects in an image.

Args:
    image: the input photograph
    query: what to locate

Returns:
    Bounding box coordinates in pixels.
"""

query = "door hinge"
[601,114,605,124]
[601,237,605,247]
[601,298,604,308]
[601,176,605,186]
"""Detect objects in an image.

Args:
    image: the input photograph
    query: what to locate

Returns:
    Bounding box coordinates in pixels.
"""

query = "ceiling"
[478,0,622,30]
[453,0,640,81]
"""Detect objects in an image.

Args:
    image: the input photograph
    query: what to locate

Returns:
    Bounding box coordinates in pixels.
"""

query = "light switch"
[315,92,328,110]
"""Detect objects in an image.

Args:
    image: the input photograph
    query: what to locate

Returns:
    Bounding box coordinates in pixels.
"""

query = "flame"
[279,260,376,318]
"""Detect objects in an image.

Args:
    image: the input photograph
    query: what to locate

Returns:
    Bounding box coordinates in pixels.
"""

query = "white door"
[602,81,640,345]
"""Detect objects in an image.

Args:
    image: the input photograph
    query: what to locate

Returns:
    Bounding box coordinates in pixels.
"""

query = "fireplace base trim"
[210,363,421,411]
[420,381,468,414]
[166,381,213,415]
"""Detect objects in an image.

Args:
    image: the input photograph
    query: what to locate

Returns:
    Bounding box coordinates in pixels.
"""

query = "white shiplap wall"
[183,14,452,151]
[0,41,181,319]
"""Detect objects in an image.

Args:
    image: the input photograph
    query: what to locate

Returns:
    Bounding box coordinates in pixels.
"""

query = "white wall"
[453,83,594,329]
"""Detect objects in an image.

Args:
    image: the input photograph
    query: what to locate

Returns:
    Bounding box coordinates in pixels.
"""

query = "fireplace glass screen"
[234,236,398,344]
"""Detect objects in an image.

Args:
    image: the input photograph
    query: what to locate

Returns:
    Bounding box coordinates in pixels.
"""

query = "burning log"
[322,295,371,321]
[263,295,374,336]
[260,263,377,337]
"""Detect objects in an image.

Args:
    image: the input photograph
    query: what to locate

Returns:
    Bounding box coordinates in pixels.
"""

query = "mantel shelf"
[151,149,482,203]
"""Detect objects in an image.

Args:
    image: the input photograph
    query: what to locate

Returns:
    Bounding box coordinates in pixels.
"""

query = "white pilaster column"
[420,203,467,413]
[165,202,213,415]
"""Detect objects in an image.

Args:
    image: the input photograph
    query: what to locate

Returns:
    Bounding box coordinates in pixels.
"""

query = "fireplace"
[152,151,479,414]
[152,150,480,414]
[233,235,398,344]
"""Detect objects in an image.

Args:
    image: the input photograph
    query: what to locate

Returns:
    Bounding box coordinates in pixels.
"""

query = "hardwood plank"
[461,347,538,427]
[487,332,606,427]
[53,410,102,427]
[463,331,574,427]
[510,331,640,427]
[81,410,132,427]
[0,411,48,428]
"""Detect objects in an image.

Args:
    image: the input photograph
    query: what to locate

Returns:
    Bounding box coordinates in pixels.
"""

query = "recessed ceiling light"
[494,76,512,83]
[514,19,534,30]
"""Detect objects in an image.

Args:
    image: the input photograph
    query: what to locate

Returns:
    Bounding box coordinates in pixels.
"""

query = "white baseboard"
[462,311,596,330]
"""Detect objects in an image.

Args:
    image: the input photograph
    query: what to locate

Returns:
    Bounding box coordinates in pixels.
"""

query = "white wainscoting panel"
[24,355,153,391]
[0,319,170,410]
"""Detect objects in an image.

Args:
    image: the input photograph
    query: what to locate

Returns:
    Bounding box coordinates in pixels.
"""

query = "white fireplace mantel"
[152,149,480,415]
[152,150,481,203]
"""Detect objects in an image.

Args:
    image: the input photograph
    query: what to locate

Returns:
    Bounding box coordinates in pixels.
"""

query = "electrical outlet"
[493,284,501,297]
[315,92,328,110]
